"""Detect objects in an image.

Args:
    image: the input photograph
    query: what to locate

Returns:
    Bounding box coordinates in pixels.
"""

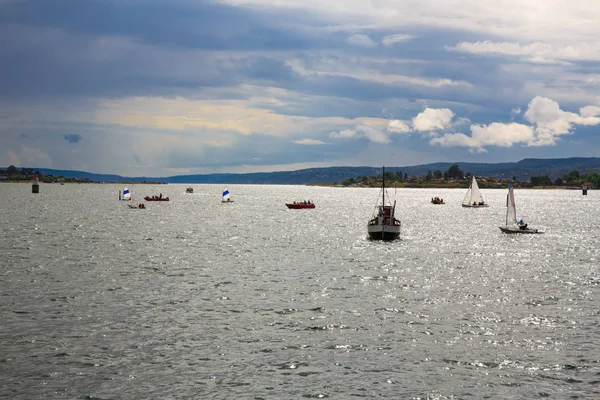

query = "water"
[1,183,599,399]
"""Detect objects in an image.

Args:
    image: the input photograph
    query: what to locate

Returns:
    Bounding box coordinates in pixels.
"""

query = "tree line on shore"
[0,166,92,183]
[3,163,599,188]
[340,164,600,189]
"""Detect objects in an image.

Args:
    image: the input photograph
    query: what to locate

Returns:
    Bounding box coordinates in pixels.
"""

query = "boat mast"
[382,166,385,208]
[382,166,385,238]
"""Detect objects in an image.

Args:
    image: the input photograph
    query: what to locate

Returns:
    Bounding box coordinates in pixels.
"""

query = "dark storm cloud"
[64,133,82,143]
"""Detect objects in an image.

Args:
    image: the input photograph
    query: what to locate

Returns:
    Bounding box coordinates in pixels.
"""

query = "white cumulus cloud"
[432,96,600,150]
[387,119,411,133]
[412,108,454,133]
[524,96,600,145]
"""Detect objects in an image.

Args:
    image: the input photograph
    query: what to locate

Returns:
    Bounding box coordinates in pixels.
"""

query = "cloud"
[448,41,600,64]
[412,108,454,133]
[523,96,600,145]
[6,147,53,168]
[431,123,535,153]
[346,34,378,48]
[387,120,411,133]
[579,105,600,118]
[381,34,414,47]
[3,0,600,174]
[64,134,82,143]
[432,96,600,150]
[330,125,390,144]
[294,138,327,145]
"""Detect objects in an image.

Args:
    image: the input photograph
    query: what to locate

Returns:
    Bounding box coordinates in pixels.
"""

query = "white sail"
[122,187,131,201]
[222,188,232,202]
[461,185,472,205]
[462,176,485,206]
[506,183,517,226]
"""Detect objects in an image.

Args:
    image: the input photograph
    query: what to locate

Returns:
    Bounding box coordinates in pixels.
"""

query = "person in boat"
[159,193,162,199]
[519,223,528,230]
[478,201,484,205]
[473,201,477,206]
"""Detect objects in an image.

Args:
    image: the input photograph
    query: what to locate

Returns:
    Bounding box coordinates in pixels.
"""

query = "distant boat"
[145,194,169,201]
[462,176,488,207]
[120,187,132,201]
[499,183,543,234]
[286,201,315,209]
[186,187,194,194]
[221,188,234,203]
[367,166,401,240]
[431,197,445,204]
[128,203,145,209]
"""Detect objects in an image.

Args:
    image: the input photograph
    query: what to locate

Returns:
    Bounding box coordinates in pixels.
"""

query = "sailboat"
[462,176,488,207]
[120,187,132,201]
[367,167,401,240]
[499,183,542,234]
[221,188,234,203]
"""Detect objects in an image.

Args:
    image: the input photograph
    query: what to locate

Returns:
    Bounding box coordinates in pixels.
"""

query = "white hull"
[462,204,489,208]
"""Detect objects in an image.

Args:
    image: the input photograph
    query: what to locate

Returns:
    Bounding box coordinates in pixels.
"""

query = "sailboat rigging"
[462,176,488,207]
[499,182,542,234]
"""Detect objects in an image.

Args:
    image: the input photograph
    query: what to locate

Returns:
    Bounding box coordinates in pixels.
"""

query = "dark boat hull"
[286,203,315,209]
[144,197,169,201]
[368,230,400,240]
[499,227,543,234]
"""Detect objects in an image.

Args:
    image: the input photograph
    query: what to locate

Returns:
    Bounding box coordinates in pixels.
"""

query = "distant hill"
[12,157,600,184]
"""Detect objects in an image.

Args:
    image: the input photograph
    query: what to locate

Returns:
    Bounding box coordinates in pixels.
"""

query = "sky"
[1,0,600,176]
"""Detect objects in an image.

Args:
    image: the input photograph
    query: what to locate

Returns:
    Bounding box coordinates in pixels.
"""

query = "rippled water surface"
[1,183,600,399]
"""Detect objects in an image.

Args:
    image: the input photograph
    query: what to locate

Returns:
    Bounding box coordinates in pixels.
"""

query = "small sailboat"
[120,187,132,201]
[367,167,401,240]
[462,176,488,207]
[499,183,543,234]
[221,188,234,203]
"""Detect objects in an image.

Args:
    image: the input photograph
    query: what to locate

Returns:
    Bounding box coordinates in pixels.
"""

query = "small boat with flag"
[367,167,401,240]
[286,201,315,209]
[221,188,234,203]
[499,183,543,234]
